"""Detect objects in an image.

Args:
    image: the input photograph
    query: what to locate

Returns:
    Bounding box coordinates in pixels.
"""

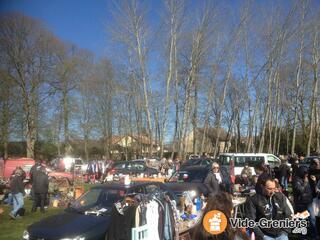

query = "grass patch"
[0,198,64,240]
[0,183,98,240]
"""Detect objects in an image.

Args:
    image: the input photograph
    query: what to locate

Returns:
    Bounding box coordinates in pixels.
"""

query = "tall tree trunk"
[160,1,180,157]
[213,67,232,158]
[307,30,319,156]
[258,66,273,153]
[291,2,306,155]
[62,88,70,154]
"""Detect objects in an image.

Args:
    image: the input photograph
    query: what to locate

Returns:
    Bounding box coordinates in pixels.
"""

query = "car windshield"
[184,159,202,165]
[170,169,208,182]
[113,163,126,170]
[70,188,125,211]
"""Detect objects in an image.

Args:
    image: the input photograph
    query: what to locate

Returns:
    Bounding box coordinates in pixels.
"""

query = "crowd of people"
[3,154,320,240]
[6,160,49,219]
[194,155,320,240]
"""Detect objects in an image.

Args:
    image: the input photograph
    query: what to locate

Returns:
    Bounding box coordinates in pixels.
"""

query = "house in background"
[185,127,231,155]
[110,135,159,157]
[69,135,159,160]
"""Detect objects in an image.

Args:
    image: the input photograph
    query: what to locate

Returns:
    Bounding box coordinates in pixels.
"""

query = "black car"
[23,182,175,240]
[166,165,211,198]
[108,160,159,176]
[170,165,211,183]
[181,158,214,168]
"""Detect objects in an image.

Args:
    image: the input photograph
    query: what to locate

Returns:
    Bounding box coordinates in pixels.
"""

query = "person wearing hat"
[9,168,25,219]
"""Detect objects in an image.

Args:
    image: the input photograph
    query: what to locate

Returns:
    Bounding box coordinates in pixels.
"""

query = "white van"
[218,153,281,176]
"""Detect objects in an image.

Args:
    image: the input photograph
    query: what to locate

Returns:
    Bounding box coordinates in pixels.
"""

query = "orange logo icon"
[203,210,228,235]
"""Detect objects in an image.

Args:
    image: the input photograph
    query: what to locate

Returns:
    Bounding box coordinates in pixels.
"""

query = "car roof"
[219,153,274,156]
[91,181,162,190]
[180,165,210,171]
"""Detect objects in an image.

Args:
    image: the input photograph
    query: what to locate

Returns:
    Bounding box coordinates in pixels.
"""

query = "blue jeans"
[263,233,288,240]
[11,192,24,216]
[280,176,288,190]
[4,193,13,205]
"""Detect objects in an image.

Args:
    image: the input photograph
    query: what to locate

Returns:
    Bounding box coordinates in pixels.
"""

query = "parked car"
[166,165,211,197]
[23,181,176,240]
[181,158,214,168]
[169,165,211,183]
[107,160,159,176]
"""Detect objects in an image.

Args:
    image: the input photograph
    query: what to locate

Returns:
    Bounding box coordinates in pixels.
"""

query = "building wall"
[185,130,227,154]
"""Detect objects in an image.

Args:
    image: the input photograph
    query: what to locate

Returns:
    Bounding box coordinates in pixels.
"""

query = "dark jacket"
[308,166,320,197]
[245,192,293,240]
[292,166,313,208]
[33,171,49,194]
[204,168,231,195]
[278,163,290,178]
[255,172,270,195]
[204,171,220,195]
[10,175,25,195]
[30,163,42,183]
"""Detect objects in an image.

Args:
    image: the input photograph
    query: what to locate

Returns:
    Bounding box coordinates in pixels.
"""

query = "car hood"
[28,211,111,239]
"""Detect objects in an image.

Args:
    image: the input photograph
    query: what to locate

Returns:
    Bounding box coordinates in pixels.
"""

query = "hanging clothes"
[163,201,174,240]
[146,200,160,240]
[108,204,137,240]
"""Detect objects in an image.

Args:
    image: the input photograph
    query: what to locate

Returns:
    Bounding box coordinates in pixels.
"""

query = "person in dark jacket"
[245,176,293,240]
[30,160,42,183]
[204,162,231,196]
[291,157,299,181]
[30,160,43,200]
[308,158,320,197]
[293,166,313,212]
[278,160,290,191]
[9,168,25,219]
[31,166,49,213]
[293,166,317,239]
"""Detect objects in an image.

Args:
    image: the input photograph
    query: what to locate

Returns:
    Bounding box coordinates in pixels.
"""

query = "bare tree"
[93,59,114,159]
[110,0,154,156]
[0,71,16,159]
[0,13,59,158]
[307,23,319,156]
[291,1,307,155]
[160,0,184,157]
[51,44,83,155]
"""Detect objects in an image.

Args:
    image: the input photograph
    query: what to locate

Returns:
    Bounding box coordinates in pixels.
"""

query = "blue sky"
[0,0,164,59]
[0,0,112,59]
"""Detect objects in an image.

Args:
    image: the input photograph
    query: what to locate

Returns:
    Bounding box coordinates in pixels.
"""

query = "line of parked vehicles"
[2,152,317,240]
